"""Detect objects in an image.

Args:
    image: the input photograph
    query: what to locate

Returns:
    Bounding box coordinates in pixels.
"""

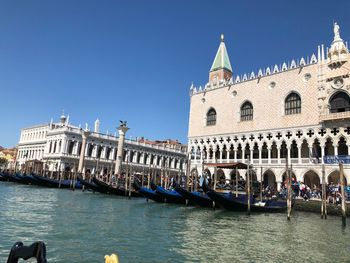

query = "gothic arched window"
[285,92,301,115]
[206,108,216,126]
[240,101,253,121]
[329,91,350,113]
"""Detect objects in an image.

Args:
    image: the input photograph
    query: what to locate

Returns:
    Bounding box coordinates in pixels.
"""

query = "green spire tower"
[209,34,233,82]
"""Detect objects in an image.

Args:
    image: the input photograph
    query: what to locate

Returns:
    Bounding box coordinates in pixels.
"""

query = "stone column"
[234,149,237,162]
[219,149,223,163]
[258,146,262,164]
[308,146,313,163]
[267,146,271,164]
[320,144,325,164]
[250,149,253,163]
[114,124,129,175]
[61,138,67,154]
[242,149,245,163]
[78,130,90,173]
[297,143,302,164]
[226,149,230,163]
[333,144,338,156]
[277,146,281,164]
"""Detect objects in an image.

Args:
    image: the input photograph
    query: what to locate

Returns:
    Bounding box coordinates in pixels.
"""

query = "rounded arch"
[303,170,321,188]
[240,100,253,121]
[328,170,347,185]
[229,169,241,181]
[285,91,301,115]
[206,107,217,126]
[329,90,350,113]
[281,170,297,183]
[244,169,257,182]
[263,169,277,188]
[216,169,225,180]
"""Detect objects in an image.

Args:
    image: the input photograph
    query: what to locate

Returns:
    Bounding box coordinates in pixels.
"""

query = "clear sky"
[0,0,349,148]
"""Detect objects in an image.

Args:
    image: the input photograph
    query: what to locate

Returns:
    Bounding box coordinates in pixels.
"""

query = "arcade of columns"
[43,133,185,175]
[189,126,350,186]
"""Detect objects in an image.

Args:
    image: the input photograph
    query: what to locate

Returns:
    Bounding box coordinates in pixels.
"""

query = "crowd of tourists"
[267,179,350,204]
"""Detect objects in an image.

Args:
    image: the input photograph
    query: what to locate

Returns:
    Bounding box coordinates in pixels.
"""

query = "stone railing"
[320,111,350,121]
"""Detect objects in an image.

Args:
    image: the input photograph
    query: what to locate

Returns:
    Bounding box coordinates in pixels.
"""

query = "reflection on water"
[0,182,349,263]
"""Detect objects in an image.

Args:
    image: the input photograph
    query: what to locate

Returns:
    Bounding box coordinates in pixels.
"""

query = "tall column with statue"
[78,129,90,178]
[114,121,129,175]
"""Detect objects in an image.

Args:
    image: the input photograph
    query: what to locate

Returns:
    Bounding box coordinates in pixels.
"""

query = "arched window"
[240,101,253,121]
[285,92,301,115]
[329,91,350,113]
[206,108,216,126]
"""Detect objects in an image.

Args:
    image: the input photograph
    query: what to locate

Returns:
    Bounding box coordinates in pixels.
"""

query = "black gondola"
[1,172,23,183]
[202,181,287,213]
[174,184,219,208]
[77,175,101,192]
[92,177,142,197]
[31,174,81,189]
[155,185,189,205]
[133,181,165,203]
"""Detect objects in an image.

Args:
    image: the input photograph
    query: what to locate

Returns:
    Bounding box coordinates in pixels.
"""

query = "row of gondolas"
[0,171,288,213]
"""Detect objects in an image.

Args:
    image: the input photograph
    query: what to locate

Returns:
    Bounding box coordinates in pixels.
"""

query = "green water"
[0,182,349,263]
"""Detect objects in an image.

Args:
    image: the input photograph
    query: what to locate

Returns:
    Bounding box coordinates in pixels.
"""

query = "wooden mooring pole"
[213,162,217,191]
[286,157,292,221]
[235,167,238,198]
[185,156,190,191]
[247,164,251,215]
[125,156,129,196]
[194,165,198,192]
[260,166,263,201]
[128,165,132,199]
[321,164,327,219]
[339,163,346,227]
[147,164,150,189]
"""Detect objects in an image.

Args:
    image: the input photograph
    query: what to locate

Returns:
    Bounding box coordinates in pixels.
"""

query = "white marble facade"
[188,23,350,188]
[17,116,187,177]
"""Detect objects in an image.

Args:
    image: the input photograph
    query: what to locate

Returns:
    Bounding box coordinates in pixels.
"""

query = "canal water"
[0,182,349,263]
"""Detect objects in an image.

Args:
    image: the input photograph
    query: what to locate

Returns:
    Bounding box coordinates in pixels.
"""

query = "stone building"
[17,114,187,176]
[188,23,350,189]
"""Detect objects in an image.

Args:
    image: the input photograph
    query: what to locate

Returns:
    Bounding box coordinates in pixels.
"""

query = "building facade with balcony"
[188,24,350,189]
[17,115,187,177]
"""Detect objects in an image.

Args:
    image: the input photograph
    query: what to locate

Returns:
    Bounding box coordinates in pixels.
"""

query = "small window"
[206,108,216,126]
[241,101,253,121]
[285,92,301,115]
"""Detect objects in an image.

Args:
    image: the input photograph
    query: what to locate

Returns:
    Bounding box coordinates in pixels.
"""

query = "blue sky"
[0,0,349,148]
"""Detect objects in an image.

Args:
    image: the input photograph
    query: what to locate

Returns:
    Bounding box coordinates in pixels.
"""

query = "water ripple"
[0,182,349,263]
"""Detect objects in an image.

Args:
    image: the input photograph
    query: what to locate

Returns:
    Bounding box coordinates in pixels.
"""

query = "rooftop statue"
[334,22,340,40]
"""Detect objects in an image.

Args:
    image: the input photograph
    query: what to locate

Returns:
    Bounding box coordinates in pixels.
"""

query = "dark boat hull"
[174,185,218,208]
[133,182,165,202]
[1,173,23,183]
[92,177,142,197]
[31,175,81,189]
[203,182,287,212]
[155,186,188,205]
[77,175,101,192]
